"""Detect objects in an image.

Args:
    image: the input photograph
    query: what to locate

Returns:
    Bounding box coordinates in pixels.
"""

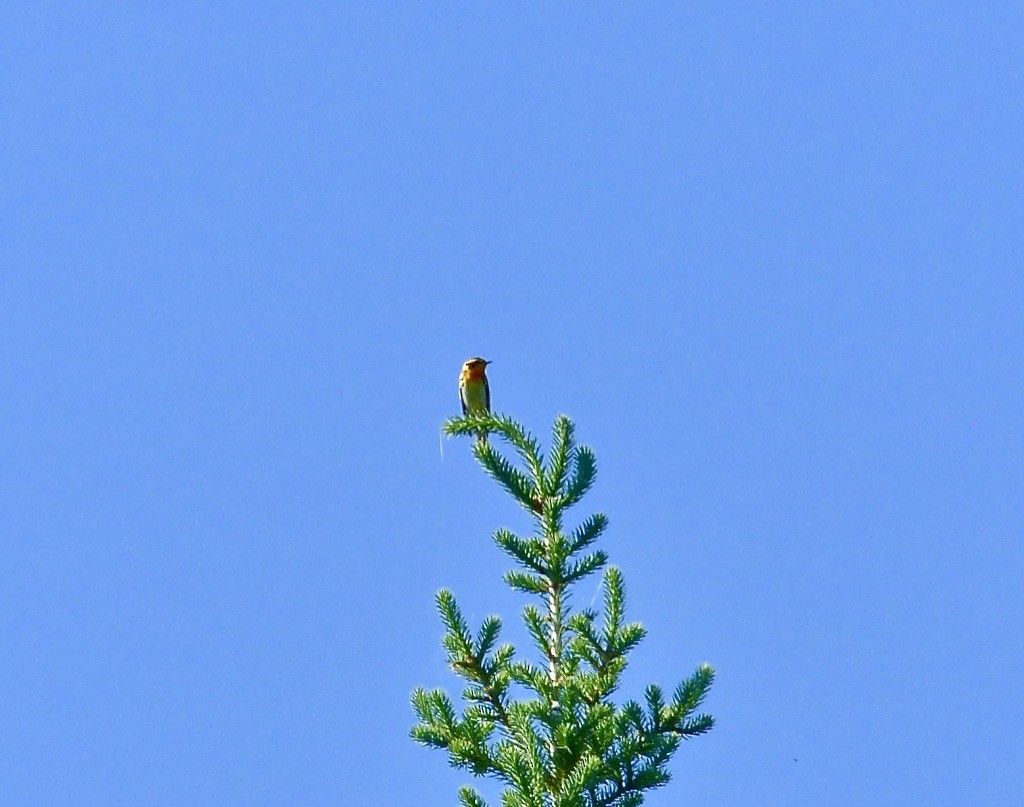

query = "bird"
[458,357,491,441]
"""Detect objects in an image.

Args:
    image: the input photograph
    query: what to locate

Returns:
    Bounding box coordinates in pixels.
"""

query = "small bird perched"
[458,357,491,442]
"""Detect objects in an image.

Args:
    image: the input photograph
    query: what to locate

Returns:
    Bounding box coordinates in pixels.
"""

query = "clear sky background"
[2,3,1022,805]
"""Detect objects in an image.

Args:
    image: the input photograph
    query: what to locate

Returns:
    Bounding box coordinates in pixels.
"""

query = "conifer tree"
[412,411,714,806]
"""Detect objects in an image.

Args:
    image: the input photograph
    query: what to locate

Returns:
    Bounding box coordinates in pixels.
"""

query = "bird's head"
[462,357,491,376]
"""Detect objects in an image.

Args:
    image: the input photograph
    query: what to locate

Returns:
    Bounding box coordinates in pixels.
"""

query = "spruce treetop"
[412,410,714,807]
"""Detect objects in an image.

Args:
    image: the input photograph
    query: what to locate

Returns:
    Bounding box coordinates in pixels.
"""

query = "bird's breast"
[461,377,489,412]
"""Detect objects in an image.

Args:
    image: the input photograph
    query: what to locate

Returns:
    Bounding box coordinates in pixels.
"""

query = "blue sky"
[3,3,1022,805]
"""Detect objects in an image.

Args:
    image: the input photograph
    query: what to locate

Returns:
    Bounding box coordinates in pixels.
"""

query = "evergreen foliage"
[412,412,714,806]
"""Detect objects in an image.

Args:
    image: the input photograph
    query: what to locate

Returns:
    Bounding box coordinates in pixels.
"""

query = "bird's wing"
[459,380,468,414]
[484,376,490,411]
